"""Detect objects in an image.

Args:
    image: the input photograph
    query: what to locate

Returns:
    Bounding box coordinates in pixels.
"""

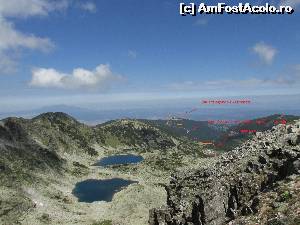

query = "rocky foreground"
[149,121,300,225]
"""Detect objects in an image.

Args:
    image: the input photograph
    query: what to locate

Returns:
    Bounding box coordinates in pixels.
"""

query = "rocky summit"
[149,120,300,225]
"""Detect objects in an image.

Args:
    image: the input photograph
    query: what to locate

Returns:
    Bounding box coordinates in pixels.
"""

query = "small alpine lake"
[94,154,144,167]
[72,178,138,203]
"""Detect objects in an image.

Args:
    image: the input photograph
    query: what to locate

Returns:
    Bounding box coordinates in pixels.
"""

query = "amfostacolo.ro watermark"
[179,2,295,16]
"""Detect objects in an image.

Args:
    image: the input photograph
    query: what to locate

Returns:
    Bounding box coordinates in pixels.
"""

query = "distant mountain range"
[1,104,300,125]
[1,104,299,151]
[142,114,300,151]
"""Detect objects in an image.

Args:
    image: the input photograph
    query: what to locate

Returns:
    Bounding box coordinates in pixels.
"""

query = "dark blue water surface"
[72,178,137,203]
[95,154,144,167]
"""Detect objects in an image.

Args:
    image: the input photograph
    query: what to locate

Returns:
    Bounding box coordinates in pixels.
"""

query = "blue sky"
[0,0,300,112]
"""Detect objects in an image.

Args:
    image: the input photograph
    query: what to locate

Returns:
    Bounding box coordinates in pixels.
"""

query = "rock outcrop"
[149,121,300,225]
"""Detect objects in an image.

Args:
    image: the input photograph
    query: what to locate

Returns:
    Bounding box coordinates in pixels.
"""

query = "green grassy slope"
[95,119,177,151]
[139,118,225,141]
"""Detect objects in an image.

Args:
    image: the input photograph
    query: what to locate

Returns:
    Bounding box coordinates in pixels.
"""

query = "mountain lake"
[72,178,138,202]
[94,154,144,167]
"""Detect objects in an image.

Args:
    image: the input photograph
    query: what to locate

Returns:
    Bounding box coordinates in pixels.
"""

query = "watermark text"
[180,2,295,16]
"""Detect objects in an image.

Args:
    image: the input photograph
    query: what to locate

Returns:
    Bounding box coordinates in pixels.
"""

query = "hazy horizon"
[1,93,300,124]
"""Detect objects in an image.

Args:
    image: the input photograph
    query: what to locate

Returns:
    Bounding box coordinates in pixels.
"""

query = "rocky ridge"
[149,120,300,225]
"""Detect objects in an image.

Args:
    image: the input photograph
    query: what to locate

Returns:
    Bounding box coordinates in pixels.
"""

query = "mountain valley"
[0,112,299,225]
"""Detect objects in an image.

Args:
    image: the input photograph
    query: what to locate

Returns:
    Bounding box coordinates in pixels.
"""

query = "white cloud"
[128,50,138,59]
[0,0,66,74]
[30,64,123,89]
[0,0,95,74]
[0,0,69,18]
[280,0,300,8]
[0,16,54,74]
[0,0,50,17]
[252,42,277,65]
[0,16,53,52]
[79,2,97,13]
[30,68,65,88]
